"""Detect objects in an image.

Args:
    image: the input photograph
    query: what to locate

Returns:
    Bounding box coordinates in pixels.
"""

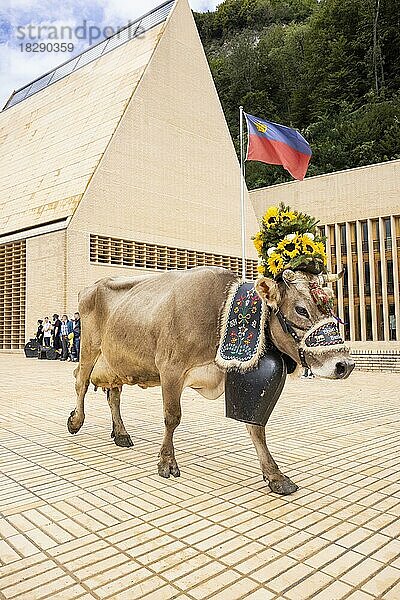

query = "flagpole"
[239,105,246,281]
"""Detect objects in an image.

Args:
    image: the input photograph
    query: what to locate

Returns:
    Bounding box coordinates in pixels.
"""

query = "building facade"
[0,0,258,350]
[250,159,400,356]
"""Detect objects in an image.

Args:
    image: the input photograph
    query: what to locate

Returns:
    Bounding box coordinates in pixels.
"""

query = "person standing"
[60,315,73,361]
[35,319,44,346]
[72,312,81,362]
[52,314,62,356]
[60,315,73,360]
[43,317,52,347]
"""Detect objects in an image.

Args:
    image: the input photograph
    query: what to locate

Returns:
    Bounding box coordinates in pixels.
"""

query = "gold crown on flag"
[254,121,268,133]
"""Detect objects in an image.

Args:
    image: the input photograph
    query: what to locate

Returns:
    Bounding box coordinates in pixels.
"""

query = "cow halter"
[275,309,309,368]
[272,280,349,369]
[274,310,349,369]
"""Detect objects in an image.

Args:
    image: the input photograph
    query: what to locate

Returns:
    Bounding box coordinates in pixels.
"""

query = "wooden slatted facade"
[90,234,259,280]
[0,241,26,349]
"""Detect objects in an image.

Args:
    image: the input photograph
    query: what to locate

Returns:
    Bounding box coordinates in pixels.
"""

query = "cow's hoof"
[114,434,134,448]
[158,459,180,479]
[266,476,298,495]
[67,410,83,435]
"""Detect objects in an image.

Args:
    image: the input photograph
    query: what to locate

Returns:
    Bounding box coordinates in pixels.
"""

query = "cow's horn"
[323,269,345,283]
[282,269,296,283]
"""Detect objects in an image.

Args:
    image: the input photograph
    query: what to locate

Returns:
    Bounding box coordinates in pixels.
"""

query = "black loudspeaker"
[24,338,39,358]
[37,346,47,359]
[45,347,58,360]
[24,345,37,358]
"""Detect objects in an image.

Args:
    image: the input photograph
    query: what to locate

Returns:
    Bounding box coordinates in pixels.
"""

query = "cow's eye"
[295,306,309,318]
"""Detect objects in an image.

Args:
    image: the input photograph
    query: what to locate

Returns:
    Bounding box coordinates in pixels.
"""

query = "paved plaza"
[1,355,400,600]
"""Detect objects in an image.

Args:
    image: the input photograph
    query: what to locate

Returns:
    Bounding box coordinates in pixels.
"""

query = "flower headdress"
[253,203,327,278]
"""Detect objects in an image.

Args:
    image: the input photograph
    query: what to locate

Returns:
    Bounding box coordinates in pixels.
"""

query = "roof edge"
[249,158,400,194]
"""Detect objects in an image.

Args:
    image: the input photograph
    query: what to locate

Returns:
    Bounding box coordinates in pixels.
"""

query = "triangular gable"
[69,0,258,261]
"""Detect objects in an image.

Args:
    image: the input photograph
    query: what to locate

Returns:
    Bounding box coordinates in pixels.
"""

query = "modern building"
[250,159,400,369]
[1,0,398,371]
[0,0,258,351]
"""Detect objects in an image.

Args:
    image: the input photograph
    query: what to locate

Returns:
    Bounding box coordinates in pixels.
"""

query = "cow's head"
[255,269,355,379]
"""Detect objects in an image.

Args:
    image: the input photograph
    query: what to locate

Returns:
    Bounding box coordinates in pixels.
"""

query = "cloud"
[0,0,219,108]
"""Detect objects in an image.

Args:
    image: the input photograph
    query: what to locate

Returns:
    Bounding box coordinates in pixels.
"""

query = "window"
[340,224,347,254]
[366,305,373,340]
[376,261,382,294]
[387,260,394,294]
[362,221,368,252]
[344,306,350,341]
[343,268,349,296]
[385,217,391,240]
[364,262,371,295]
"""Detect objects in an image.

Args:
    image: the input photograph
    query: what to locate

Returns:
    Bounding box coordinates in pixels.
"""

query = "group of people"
[35,313,81,361]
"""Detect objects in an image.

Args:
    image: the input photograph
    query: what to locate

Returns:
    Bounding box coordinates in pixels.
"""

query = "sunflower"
[314,241,326,256]
[279,210,297,223]
[257,264,265,275]
[253,232,263,253]
[263,206,279,228]
[277,236,301,258]
[301,235,317,254]
[267,252,284,276]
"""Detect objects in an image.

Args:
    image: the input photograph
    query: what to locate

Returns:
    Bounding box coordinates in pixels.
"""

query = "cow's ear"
[255,277,280,310]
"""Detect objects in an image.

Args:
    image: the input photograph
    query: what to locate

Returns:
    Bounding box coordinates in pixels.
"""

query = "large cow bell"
[225,345,289,427]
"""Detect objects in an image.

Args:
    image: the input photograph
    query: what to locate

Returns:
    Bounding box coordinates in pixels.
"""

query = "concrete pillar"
[390,215,400,341]
[334,224,345,340]
[367,219,378,341]
[345,222,355,341]
[356,220,366,340]
[379,217,390,341]
[324,225,332,274]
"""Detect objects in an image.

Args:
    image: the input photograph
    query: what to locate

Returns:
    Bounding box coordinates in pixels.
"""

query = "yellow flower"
[267,252,284,276]
[280,210,297,222]
[257,264,265,275]
[301,235,317,254]
[314,241,326,255]
[277,236,301,258]
[253,232,263,253]
[263,206,279,228]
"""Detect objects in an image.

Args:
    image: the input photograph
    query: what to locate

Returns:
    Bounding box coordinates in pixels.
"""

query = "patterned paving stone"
[1,356,400,599]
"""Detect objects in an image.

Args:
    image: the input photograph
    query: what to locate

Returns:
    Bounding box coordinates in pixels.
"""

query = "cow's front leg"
[247,424,298,495]
[107,388,133,448]
[158,379,182,478]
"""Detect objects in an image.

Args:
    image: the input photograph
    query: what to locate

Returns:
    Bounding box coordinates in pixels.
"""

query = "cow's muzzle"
[334,358,355,379]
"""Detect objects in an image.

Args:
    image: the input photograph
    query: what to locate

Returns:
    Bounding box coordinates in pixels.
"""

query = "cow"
[67,266,354,495]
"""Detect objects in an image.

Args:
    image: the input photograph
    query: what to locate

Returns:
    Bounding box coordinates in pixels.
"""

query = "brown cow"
[67,266,354,495]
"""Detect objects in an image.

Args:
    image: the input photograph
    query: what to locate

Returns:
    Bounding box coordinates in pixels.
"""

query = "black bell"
[225,346,287,427]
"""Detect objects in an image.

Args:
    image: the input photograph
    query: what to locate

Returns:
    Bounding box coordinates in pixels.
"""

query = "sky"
[0,0,219,108]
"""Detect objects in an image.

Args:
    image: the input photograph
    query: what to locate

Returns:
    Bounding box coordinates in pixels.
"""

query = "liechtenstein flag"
[245,113,312,181]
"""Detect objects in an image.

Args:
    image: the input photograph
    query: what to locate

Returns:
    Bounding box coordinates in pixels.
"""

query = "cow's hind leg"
[247,425,298,495]
[67,343,99,435]
[107,388,133,448]
[158,378,182,479]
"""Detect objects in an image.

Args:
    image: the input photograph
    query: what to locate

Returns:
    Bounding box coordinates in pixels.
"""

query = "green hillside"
[194,0,400,188]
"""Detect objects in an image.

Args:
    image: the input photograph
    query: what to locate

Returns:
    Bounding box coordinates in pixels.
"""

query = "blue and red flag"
[245,113,312,181]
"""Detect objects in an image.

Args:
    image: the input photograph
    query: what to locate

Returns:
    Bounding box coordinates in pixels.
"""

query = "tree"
[194,0,400,189]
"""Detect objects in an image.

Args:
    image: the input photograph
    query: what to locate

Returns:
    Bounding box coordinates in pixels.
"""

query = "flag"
[245,113,312,181]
